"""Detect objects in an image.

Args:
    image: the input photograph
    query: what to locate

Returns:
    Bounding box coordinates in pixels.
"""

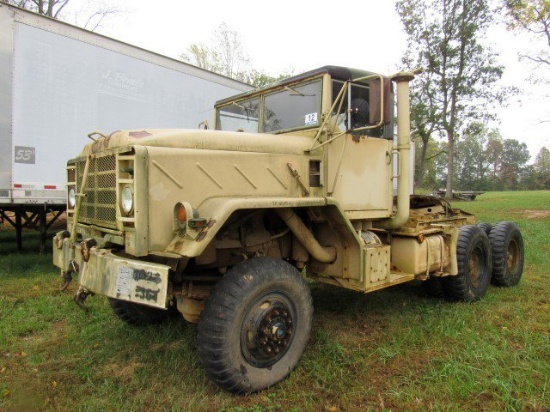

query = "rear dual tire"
[444,225,492,302]
[425,222,524,301]
[489,222,524,287]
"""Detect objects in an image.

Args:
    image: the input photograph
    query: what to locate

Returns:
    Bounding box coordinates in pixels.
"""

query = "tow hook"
[59,260,79,291]
[73,286,92,311]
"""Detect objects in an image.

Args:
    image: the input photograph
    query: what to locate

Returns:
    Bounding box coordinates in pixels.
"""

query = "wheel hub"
[469,252,481,287]
[507,240,520,272]
[242,296,295,368]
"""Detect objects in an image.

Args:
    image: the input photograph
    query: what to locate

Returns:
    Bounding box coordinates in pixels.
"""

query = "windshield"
[216,98,260,132]
[263,80,322,132]
[215,79,323,133]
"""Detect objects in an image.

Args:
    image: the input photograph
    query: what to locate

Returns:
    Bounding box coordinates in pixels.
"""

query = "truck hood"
[79,129,314,157]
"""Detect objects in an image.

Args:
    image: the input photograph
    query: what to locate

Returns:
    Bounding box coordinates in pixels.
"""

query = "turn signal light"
[175,202,201,231]
[176,204,187,223]
[175,202,193,230]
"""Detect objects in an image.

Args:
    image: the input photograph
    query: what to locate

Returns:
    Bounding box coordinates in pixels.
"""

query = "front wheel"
[198,257,313,394]
[444,225,492,302]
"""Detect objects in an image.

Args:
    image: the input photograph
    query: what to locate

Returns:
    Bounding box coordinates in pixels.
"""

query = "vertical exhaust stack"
[378,71,416,230]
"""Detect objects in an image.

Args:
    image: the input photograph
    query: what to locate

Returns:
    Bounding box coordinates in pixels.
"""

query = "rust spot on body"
[129,130,152,139]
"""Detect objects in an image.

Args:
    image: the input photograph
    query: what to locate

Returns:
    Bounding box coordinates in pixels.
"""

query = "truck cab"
[53,65,524,394]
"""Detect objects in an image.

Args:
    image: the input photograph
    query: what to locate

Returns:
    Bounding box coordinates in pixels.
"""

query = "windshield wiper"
[284,86,315,97]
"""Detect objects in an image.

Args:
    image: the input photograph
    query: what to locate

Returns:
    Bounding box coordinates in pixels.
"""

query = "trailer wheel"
[198,257,313,394]
[108,298,172,326]
[489,222,524,287]
[444,225,492,302]
[477,222,492,235]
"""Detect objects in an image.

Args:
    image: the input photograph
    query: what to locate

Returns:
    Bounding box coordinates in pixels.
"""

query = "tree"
[500,139,531,188]
[6,0,70,18]
[181,23,292,87]
[243,70,293,88]
[455,122,489,190]
[485,131,504,176]
[5,0,123,31]
[183,43,221,74]
[408,73,441,188]
[182,23,250,82]
[397,0,506,199]
[504,0,550,69]
[533,146,550,188]
[414,135,446,190]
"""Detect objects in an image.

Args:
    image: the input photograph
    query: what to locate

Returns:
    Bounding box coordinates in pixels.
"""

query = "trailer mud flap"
[78,249,170,309]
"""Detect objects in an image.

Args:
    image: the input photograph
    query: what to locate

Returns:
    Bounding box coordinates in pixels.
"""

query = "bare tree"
[182,23,250,82]
[5,0,123,31]
[181,22,292,87]
[5,0,70,18]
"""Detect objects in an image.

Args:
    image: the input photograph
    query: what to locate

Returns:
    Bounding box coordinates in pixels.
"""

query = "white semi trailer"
[0,3,252,251]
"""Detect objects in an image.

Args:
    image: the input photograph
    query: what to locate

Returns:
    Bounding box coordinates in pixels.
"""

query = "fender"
[163,196,361,259]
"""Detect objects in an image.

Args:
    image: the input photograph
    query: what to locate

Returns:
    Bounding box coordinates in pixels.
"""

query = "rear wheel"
[489,222,524,287]
[444,225,492,302]
[198,257,313,394]
[108,298,172,326]
[477,222,492,236]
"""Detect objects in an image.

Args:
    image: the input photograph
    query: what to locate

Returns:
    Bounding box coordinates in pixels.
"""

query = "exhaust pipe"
[276,208,336,264]
[378,71,416,230]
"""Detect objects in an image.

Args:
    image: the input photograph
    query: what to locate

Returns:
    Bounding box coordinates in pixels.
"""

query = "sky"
[84,0,549,162]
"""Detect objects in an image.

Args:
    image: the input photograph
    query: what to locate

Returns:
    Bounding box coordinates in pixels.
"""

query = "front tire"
[444,225,492,302]
[489,222,524,287]
[198,257,313,394]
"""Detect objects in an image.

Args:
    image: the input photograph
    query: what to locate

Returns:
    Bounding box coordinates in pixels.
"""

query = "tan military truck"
[53,66,524,394]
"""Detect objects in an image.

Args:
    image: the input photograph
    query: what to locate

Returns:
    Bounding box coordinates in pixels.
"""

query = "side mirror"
[369,77,392,126]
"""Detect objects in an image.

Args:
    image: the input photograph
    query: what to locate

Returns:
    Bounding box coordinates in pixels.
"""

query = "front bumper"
[53,233,170,309]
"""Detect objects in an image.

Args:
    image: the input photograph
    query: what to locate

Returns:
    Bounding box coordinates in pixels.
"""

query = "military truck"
[53,66,524,394]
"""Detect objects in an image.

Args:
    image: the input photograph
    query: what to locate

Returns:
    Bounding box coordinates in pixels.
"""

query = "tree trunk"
[415,136,429,189]
[445,130,455,200]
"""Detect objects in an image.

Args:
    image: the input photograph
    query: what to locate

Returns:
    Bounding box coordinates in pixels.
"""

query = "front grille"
[76,155,117,229]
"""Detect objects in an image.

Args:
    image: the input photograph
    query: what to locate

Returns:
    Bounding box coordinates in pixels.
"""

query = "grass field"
[1,191,549,411]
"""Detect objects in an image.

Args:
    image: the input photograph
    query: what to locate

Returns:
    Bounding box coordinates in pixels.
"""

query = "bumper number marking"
[116,267,133,297]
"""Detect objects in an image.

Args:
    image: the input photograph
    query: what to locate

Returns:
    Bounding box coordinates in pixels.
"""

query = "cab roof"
[215,65,378,107]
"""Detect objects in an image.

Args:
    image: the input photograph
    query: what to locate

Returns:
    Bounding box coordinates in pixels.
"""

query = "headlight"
[68,187,76,208]
[120,185,134,215]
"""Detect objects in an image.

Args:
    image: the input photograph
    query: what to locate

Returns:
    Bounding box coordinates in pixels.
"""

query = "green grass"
[1,191,549,411]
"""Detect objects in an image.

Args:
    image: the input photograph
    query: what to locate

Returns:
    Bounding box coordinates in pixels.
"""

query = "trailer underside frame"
[0,203,65,253]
